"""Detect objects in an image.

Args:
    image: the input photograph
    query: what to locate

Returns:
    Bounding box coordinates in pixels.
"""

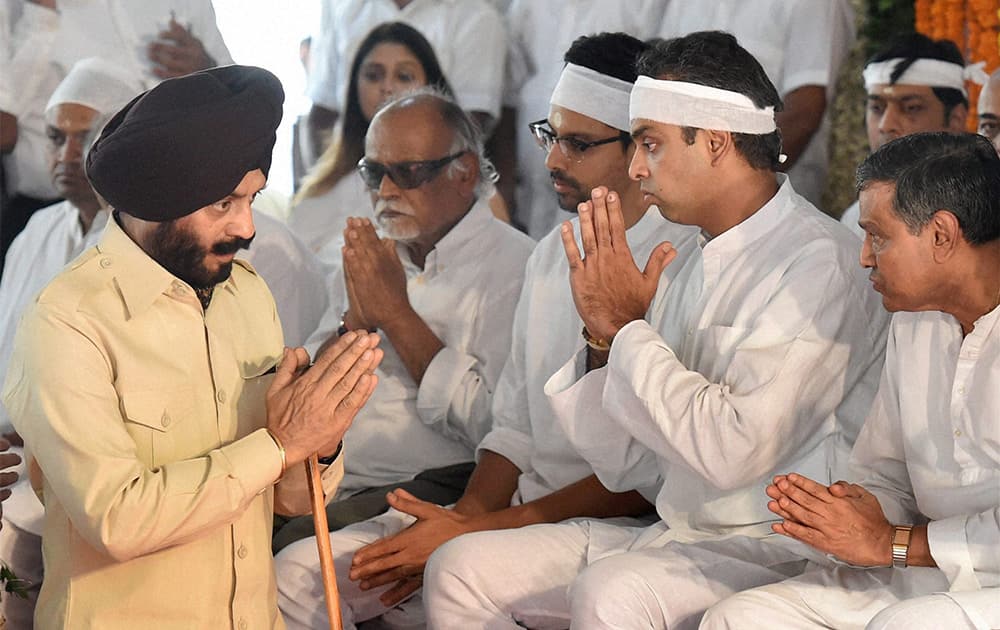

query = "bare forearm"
[379,304,444,384]
[306,104,338,166]
[1,112,17,153]
[775,85,826,169]
[453,450,521,516]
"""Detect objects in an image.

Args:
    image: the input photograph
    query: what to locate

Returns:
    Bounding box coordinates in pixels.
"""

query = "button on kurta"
[160,412,171,428]
[238,618,248,630]
[237,544,248,559]
[217,389,227,404]
[99,257,113,268]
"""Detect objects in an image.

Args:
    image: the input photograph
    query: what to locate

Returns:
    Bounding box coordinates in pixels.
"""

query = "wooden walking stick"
[305,453,343,630]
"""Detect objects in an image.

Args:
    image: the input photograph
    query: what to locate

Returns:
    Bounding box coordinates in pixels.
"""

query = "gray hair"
[375,86,498,199]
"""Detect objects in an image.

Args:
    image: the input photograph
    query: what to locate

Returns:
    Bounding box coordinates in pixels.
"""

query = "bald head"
[978,70,1000,155]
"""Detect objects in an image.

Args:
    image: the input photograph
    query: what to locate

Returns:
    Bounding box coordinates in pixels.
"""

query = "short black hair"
[635,31,784,171]
[867,33,968,122]
[856,132,1000,245]
[563,32,649,149]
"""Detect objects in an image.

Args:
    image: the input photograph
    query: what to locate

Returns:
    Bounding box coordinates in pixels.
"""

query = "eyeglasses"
[357,151,466,190]
[528,119,626,163]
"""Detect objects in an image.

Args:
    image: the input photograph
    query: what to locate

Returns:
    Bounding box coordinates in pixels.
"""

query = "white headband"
[45,57,143,116]
[629,76,777,135]
[863,58,989,97]
[550,63,633,132]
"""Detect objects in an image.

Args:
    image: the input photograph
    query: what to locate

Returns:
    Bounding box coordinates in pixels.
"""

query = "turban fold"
[86,64,284,222]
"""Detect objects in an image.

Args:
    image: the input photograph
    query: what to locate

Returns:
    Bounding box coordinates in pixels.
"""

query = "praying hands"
[767,473,899,567]
[342,217,410,332]
[561,186,677,343]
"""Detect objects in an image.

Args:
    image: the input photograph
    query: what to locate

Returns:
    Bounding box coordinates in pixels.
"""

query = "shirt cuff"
[607,319,665,378]
[928,515,981,591]
[477,427,533,472]
[416,345,477,425]
[218,428,283,496]
[781,70,831,98]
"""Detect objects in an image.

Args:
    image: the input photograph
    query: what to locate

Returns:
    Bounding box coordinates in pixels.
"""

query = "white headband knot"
[550,63,633,132]
[863,58,988,97]
[629,76,777,135]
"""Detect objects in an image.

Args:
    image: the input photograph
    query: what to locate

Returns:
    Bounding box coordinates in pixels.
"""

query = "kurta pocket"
[121,388,196,468]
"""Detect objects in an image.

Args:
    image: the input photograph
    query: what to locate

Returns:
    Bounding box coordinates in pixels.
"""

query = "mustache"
[549,170,581,189]
[212,233,255,255]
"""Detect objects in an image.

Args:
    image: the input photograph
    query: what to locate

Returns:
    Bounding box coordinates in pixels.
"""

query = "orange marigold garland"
[915,0,1000,131]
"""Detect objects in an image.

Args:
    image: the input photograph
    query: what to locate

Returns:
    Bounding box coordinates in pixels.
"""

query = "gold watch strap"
[891,525,912,568]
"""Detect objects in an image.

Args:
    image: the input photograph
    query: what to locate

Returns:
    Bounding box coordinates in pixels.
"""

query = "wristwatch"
[891,525,912,568]
[318,442,343,466]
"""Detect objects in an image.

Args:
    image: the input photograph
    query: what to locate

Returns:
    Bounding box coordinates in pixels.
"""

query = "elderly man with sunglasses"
[272,88,533,575]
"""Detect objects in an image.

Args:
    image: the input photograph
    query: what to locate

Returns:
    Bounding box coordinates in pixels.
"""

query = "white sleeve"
[186,0,234,65]
[445,2,506,118]
[0,3,59,118]
[780,0,854,94]
[305,0,341,110]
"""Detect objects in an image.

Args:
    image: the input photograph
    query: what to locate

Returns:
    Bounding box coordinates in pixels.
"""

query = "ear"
[946,103,969,133]
[928,209,962,263]
[454,152,478,192]
[703,129,734,167]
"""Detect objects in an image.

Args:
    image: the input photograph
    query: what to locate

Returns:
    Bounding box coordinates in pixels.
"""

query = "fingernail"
[578,203,589,213]
[361,350,372,360]
[592,188,604,198]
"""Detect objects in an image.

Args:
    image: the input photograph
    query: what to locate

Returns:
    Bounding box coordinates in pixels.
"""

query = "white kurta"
[286,170,371,257]
[276,207,697,630]
[422,177,890,629]
[702,306,1000,629]
[307,0,505,119]
[502,0,668,237]
[0,0,232,199]
[304,200,535,497]
[243,210,330,349]
[656,0,855,208]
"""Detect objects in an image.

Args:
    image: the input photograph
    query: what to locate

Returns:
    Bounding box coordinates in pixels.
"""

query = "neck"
[618,181,649,230]
[71,196,103,234]
[941,241,1000,335]
[405,199,474,269]
[700,170,779,238]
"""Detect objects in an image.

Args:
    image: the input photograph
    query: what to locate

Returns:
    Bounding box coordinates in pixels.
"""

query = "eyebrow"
[630,125,652,141]
[867,94,927,104]
[980,113,999,121]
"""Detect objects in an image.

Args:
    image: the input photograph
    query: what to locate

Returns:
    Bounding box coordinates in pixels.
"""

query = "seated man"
[840,33,973,239]
[275,33,699,630]
[702,132,1000,630]
[422,31,889,629]
[978,68,1000,154]
[272,87,535,553]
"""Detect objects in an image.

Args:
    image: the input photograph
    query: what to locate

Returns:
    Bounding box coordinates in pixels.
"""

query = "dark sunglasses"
[357,151,467,190]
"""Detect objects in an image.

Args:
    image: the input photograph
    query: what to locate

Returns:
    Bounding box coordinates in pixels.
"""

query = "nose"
[376,172,401,198]
[544,141,566,172]
[58,135,85,163]
[878,103,902,138]
[628,148,648,181]
[228,200,255,240]
[859,233,875,269]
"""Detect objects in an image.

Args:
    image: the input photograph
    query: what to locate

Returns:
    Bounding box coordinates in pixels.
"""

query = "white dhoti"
[276,508,421,630]
[423,520,819,629]
[700,567,1000,630]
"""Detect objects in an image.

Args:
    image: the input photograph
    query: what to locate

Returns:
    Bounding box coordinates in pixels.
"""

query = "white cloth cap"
[863,58,989,97]
[45,57,144,116]
[550,63,634,132]
[629,76,777,135]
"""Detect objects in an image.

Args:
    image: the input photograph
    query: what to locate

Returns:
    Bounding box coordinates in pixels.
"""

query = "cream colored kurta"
[2,217,342,630]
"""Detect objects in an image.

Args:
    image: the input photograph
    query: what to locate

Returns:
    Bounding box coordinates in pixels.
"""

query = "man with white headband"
[421,30,889,629]
[840,33,974,239]
[0,56,140,626]
[977,69,1000,155]
[274,33,695,630]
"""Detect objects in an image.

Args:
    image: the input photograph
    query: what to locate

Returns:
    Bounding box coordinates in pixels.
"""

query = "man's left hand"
[350,489,476,606]
[343,218,409,330]
[767,473,893,567]
[561,186,677,342]
[148,18,216,79]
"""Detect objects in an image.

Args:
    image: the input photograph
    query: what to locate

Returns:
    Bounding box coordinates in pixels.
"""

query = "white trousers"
[276,508,422,630]
[422,520,816,630]
[700,567,1000,630]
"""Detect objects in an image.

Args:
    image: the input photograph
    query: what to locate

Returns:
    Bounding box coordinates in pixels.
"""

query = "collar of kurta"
[400,197,495,274]
[93,217,242,320]
[700,173,794,258]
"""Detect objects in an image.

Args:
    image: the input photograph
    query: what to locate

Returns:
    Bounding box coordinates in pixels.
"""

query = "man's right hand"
[266,331,383,468]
